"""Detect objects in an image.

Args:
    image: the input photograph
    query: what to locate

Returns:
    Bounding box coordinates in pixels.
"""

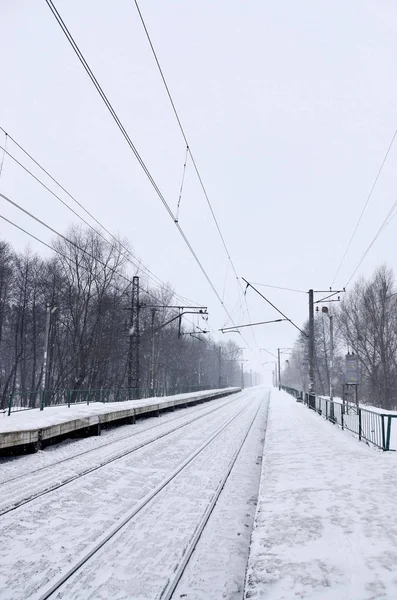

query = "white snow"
[0,393,244,514]
[245,389,397,600]
[0,393,239,485]
[0,388,263,600]
[0,387,239,433]
[173,390,270,599]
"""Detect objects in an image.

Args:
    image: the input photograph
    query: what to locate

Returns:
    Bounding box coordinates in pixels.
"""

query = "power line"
[260,348,278,359]
[332,128,397,286]
[0,206,201,333]
[0,131,7,179]
[45,0,239,331]
[133,0,239,275]
[175,145,189,223]
[0,212,57,255]
[249,282,307,294]
[44,0,256,357]
[0,127,199,308]
[345,194,397,287]
[1,191,139,284]
[132,0,253,336]
[243,278,308,337]
[0,191,187,311]
[220,318,288,333]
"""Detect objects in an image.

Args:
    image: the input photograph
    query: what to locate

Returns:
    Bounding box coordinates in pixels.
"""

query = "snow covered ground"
[173,390,270,600]
[0,387,268,600]
[0,388,238,433]
[246,389,397,600]
[0,392,240,486]
[0,393,249,514]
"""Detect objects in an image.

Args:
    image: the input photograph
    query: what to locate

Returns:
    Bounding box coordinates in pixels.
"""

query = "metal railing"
[280,385,397,451]
[2,385,227,416]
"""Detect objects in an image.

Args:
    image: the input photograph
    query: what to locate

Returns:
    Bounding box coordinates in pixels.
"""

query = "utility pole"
[150,308,156,395]
[278,348,281,391]
[128,276,140,399]
[126,292,207,398]
[321,306,334,402]
[41,304,57,410]
[329,314,334,402]
[308,288,315,394]
[218,346,222,388]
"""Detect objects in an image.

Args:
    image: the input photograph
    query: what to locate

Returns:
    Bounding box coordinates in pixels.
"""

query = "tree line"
[281,265,397,409]
[0,227,251,410]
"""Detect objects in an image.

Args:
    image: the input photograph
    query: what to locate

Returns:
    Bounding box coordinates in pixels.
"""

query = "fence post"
[67,390,71,408]
[40,390,45,411]
[341,405,344,430]
[386,416,392,451]
[8,393,13,416]
[381,415,386,450]
[325,400,328,421]
[358,408,362,441]
[330,400,335,424]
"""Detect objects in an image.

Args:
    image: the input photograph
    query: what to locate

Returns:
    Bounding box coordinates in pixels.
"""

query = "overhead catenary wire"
[243,278,308,337]
[332,128,397,286]
[249,282,307,294]
[0,132,7,179]
[133,0,238,276]
[44,0,246,340]
[0,191,186,310]
[175,145,189,223]
[344,193,397,287]
[0,128,199,308]
[0,208,201,332]
[131,0,261,351]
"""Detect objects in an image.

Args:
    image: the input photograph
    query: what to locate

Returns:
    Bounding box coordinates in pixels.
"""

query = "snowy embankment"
[0,387,238,433]
[0,388,266,599]
[245,389,397,600]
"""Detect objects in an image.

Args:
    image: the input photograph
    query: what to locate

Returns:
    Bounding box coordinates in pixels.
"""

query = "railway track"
[0,390,249,516]
[160,399,262,600]
[33,395,261,600]
[0,390,244,487]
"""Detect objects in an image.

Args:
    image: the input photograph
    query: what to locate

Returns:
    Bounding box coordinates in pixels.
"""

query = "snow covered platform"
[0,388,240,452]
[246,389,397,600]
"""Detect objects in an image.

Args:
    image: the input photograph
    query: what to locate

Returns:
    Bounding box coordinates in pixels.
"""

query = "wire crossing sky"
[1,0,397,378]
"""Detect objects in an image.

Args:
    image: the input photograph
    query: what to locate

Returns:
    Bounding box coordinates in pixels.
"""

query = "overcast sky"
[1,0,397,382]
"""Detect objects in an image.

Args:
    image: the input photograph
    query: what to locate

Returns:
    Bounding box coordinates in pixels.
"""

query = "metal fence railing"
[2,385,225,416]
[280,385,397,451]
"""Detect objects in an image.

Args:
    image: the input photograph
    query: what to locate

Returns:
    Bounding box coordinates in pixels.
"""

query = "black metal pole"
[218,346,222,388]
[309,289,315,393]
[278,348,281,390]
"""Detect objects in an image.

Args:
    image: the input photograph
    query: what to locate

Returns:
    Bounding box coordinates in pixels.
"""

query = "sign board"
[345,353,359,384]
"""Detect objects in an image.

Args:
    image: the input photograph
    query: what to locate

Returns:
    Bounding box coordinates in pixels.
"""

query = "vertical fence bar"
[381,415,386,451]
[386,417,392,451]
[358,409,362,441]
[7,393,13,416]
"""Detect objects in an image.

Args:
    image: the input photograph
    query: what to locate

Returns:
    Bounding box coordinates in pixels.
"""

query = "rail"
[280,385,397,451]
